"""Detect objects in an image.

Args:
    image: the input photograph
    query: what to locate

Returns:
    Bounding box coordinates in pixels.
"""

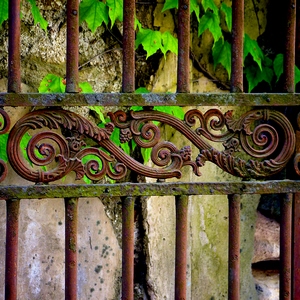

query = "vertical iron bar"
[177,0,190,93]
[65,198,78,300]
[5,200,20,300]
[122,0,135,92]
[228,194,240,300]
[175,195,189,300]
[283,0,296,93]
[6,0,21,297]
[66,0,79,92]
[231,0,244,92]
[8,0,21,93]
[281,193,292,300]
[293,192,300,299]
[122,197,134,300]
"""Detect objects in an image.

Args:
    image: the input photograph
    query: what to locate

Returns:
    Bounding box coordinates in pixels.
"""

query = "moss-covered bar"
[0,180,300,199]
[1,93,300,107]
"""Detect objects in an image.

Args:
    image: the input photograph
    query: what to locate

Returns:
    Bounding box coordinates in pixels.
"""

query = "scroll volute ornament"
[6,108,296,184]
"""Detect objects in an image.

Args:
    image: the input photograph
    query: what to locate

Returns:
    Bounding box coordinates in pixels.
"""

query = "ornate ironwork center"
[0,107,295,183]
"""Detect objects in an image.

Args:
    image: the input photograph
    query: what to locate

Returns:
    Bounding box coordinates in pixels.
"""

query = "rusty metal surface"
[122,197,134,300]
[293,193,300,299]
[177,0,190,93]
[5,108,295,184]
[5,200,20,300]
[1,180,300,199]
[65,198,78,300]
[231,0,244,93]
[3,93,300,107]
[122,0,135,92]
[66,0,79,93]
[228,194,240,300]
[280,193,293,300]
[8,0,21,93]
[175,195,188,300]
[283,0,296,92]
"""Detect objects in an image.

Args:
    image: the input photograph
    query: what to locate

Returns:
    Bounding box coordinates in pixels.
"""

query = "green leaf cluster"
[0,0,48,30]
[79,0,123,32]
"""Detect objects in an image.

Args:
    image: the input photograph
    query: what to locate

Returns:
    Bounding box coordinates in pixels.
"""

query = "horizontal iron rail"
[1,93,300,107]
[0,180,300,199]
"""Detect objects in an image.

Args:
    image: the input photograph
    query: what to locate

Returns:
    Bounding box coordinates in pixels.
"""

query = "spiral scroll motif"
[6,107,296,183]
[0,108,10,182]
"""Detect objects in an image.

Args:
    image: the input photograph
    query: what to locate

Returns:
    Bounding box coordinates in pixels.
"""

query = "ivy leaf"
[161,0,178,12]
[135,28,163,59]
[79,82,94,92]
[296,66,300,85]
[141,147,152,164]
[106,0,123,26]
[162,31,178,57]
[135,87,150,93]
[27,0,48,31]
[244,63,274,92]
[212,38,231,77]
[199,11,222,43]
[90,106,106,123]
[38,74,66,93]
[244,33,264,70]
[190,0,200,23]
[79,0,109,32]
[273,53,283,82]
[0,134,8,163]
[0,0,8,27]
[220,3,232,32]
[202,0,218,14]
[135,17,142,30]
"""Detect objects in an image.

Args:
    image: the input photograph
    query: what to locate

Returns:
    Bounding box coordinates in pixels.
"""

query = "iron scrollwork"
[0,108,10,182]
[6,107,295,184]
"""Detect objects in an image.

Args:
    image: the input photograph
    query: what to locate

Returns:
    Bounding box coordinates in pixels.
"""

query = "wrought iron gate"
[1,0,300,299]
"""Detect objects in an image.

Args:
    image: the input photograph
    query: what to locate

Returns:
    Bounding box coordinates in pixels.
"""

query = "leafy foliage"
[244,34,264,70]
[198,11,222,42]
[79,0,109,32]
[212,38,231,77]
[0,0,8,27]
[220,3,232,32]
[244,57,274,92]
[135,28,177,58]
[27,0,48,31]
[0,0,48,30]
[38,74,93,93]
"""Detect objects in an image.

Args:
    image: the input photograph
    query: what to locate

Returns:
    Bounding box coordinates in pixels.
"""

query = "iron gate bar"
[5,200,20,300]
[228,194,240,300]
[177,0,190,93]
[65,198,78,300]
[281,1,296,298]
[6,0,21,298]
[231,0,244,93]
[122,0,135,92]
[122,0,135,297]
[229,0,244,297]
[283,0,296,93]
[293,193,300,300]
[65,1,80,298]
[122,197,134,300]
[66,0,79,93]
[175,195,189,300]
[280,193,293,300]
[8,0,21,93]
[3,93,300,107]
